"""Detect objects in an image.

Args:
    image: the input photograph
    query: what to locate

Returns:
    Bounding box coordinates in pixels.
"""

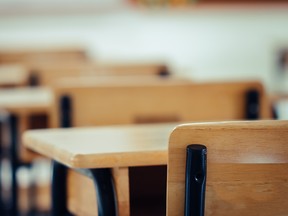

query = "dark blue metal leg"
[9,114,19,216]
[51,161,71,216]
[185,144,207,216]
[57,95,117,215]
[0,118,5,215]
[89,168,117,216]
[245,89,260,120]
[51,162,117,216]
[50,95,73,216]
[28,71,40,87]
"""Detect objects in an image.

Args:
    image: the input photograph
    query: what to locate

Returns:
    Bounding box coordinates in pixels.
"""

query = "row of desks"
[0,78,273,215]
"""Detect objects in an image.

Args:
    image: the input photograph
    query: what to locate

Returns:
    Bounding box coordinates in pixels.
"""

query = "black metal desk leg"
[89,168,117,216]
[0,117,6,215]
[9,114,19,216]
[51,161,70,216]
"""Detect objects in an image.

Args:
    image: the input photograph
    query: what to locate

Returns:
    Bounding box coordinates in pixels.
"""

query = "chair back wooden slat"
[168,120,288,216]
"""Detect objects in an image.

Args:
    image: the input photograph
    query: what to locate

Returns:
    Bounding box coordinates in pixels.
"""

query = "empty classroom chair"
[50,79,271,128]
[47,79,271,215]
[26,61,171,87]
[167,120,288,216]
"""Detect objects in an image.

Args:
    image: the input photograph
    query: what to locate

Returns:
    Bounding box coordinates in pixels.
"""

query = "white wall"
[0,7,288,92]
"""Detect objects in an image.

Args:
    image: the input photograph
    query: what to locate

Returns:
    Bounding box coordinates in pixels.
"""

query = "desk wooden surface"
[0,87,52,114]
[23,123,178,168]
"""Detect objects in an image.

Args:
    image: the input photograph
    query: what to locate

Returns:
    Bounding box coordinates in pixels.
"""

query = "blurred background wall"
[0,1,287,93]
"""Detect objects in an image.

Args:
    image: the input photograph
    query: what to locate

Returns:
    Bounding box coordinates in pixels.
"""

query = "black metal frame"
[185,144,207,216]
[28,71,40,87]
[89,168,117,216]
[51,95,118,216]
[9,114,19,216]
[51,161,70,216]
[0,114,8,215]
[245,89,260,120]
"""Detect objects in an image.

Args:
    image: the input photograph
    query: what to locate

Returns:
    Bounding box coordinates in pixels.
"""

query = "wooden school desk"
[23,123,177,216]
[47,78,272,215]
[0,87,52,214]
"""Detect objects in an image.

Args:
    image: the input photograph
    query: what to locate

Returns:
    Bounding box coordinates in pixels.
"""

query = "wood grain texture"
[50,80,271,128]
[23,123,176,168]
[167,120,288,216]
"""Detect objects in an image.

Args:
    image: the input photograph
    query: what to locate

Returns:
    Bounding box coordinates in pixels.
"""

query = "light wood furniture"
[0,87,52,162]
[23,123,177,216]
[0,46,87,64]
[0,87,52,118]
[167,120,288,216]
[50,79,271,128]
[0,64,29,87]
[26,61,171,86]
[23,124,173,168]
[45,79,272,215]
[0,87,52,214]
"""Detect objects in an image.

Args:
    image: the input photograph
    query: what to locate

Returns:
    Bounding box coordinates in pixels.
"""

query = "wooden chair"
[167,120,288,216]
[0,46,87,64]
[48,79,271,215]
[50,79,271,127]
[26,62,171,87]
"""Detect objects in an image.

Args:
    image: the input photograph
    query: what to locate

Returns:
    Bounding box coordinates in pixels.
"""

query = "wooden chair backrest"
[94,63,169,76]
[167,120,288,216]
[0,64,28,87]
[28,62,170,86]
[50,79,271,128]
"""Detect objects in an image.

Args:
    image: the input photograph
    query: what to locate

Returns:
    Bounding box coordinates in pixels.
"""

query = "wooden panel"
[50,80,271,128]
[93,62,167,76]
[26,61,169,86]
[167,120,288,216]
[0,87,52,162]
[0,64,28,87]
[0,87,52,114]
[0,46,87,64]
[67,169,98,216]
[67,168,130,216]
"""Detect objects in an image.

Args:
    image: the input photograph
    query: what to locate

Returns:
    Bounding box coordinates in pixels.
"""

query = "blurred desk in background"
[0,64,29,88]
[0,87,53,214]
[0,86,52,161]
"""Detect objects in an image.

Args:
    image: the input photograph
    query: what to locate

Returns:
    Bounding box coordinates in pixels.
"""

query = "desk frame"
[51,95,118,216]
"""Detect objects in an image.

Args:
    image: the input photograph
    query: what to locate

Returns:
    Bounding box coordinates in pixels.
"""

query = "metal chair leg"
[9,114,19,216]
